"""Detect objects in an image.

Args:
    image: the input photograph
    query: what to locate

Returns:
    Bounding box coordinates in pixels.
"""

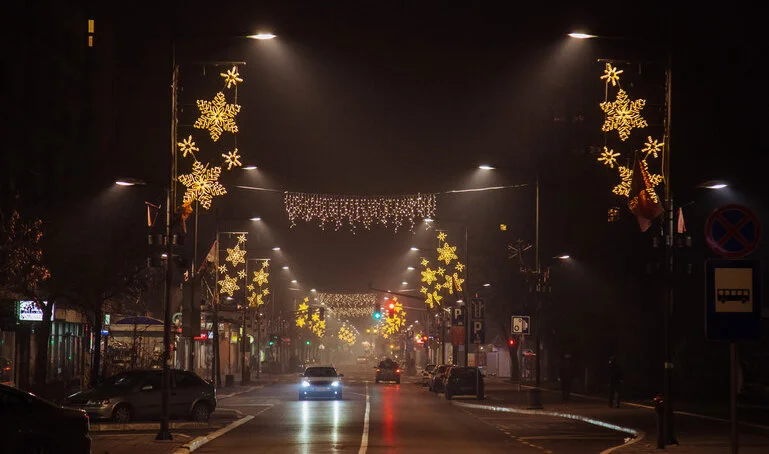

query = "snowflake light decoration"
[608,207,620,222]
[452,273,465,292]
[642,136,664,159]
[252,267,269,287]
[194,92,241,142]
[218,265,227,274]
[237,234,247,244]
[612,166,633,197]
[220,66,243,89]
[222,149,242,170]
[178,161,226,209]
[177,135,199,158]
[421,267,438,286]
[600,89,648,141]
[600,63,624,87]
[218,274,240,297]
[597,147,621,168]
[437,242,458,265]
[225,244,246,266]
[237,269,247,279]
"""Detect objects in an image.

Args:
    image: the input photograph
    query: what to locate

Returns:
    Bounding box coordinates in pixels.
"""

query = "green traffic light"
[306,340,310,345]
[373,312,382,319]
[269,341,274,346]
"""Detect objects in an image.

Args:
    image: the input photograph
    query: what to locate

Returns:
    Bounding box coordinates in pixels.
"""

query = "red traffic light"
[508,338,516,346]
[422,335,428,343]
[388,302,395,310]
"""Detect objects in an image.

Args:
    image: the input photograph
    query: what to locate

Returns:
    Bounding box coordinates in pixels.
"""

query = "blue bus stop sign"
[706,259,761,341]
[705,204,761,258]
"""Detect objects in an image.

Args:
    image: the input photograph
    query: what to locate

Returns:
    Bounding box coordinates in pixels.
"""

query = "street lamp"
[247,32,277,40]
[569,30,676,447]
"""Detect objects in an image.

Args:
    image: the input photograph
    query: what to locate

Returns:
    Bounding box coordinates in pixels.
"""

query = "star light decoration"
[177,135,199,158]
[194,92,241,142]
[419,232,465,309]
[248,260,270,308]
[284,192,437,232]
[338,325,357,346]
[296,299,310,328]
[379,299,406,339]
[218,234,248,299]
[178,161,227,210]
[597,63,664,219]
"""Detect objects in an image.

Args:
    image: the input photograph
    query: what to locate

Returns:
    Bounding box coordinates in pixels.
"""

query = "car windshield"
[100,372,143,388]
[304,367,337,377]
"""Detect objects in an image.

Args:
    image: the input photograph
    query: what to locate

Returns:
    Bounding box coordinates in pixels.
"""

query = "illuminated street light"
[242,165,258,170]
[282,265,289,270]
[291,279,297,284]
[567,32,597,39]
[698,180,728,190]
[556,255,571,260]
[250,216,262,221]
[423,217,434,223]
[407,266,415,271]
[272,246,281,251]
[247,32,276,40]
[115,178,147,186]
[410,247,419,251]
[401,281,408,285]
[478,164,495,170]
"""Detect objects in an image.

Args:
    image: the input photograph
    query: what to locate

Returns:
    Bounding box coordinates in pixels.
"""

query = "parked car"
[0,383,91,453]
[428,364,450,393]
[421,364,436,386]
[443,366,484,400]
[298,365,344,400]
[375,358,401,384]
[64,369,216,423]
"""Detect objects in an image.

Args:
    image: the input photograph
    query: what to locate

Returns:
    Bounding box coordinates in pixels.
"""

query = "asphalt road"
[194,364,627,453]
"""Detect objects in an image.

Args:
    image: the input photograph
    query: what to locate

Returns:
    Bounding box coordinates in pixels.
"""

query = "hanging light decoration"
[284,192,437,232]
[317,293,377,317]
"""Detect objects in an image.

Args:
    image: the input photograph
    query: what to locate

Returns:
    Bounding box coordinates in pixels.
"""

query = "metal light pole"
[528,176,544,409]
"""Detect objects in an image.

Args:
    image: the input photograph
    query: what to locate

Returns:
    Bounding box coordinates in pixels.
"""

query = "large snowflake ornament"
[436,242,458,265]
[252,267,270,287]
[600,89,648,141]
[178,161,227,209]
[194,92,241,142]
[225,243,246,266]
[218,274,240,297]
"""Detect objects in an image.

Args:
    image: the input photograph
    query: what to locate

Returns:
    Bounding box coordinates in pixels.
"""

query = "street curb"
[452,401,644,439]
[492,381,769,432]
[171,415,254,453]
[90,421,221,432]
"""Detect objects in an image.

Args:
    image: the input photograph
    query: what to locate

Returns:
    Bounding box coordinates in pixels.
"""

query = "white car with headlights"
[298,366,343,400]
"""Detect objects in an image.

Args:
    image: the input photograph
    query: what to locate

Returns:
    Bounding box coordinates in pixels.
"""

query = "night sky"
[6,1,768,339]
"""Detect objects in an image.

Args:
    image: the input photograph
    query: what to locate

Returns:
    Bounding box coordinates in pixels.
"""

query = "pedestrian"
[607,356,623,408]
[558,354,575,400]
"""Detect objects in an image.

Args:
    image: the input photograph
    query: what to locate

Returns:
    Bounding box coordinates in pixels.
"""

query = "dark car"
[375,359,401,384]
[298,366,344,400]
[443,366,484,400]
[0,383,91,454]
[428,364,450,393]
[64,369,216,423]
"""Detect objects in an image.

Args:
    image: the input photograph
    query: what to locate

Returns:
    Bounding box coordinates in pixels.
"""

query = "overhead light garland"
[176,65,247,211]
[284,192,437,232]
[596,63,664,223]
[317,292,377,318]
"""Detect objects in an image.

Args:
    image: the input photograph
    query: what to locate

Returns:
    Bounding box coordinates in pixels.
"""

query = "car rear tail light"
[396,369,400,373]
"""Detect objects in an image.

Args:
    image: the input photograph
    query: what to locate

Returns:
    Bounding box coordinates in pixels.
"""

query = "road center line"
[358,383,370,454]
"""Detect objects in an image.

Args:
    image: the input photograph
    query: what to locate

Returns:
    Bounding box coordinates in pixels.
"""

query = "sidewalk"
[91,432,191,454]
[480,378,769,453]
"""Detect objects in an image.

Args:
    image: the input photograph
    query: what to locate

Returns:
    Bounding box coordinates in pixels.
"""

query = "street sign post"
[511,316,530,335]
[705,204,761,258]
[470,320,485,344]
[706,260,761,341]
[471,298,485,320]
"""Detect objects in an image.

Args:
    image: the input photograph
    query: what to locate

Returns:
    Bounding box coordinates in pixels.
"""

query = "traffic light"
[387,302,395,318]
[373,303,382,319]
[306,340,311,345]
[422,335,428,343]
[373,310,382,320]
[319,308,325,320]
[508,338,516,347]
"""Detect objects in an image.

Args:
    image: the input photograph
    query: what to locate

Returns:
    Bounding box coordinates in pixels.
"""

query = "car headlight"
[86,399,110,406]
[302,380,310,387]
[331,381,340,387]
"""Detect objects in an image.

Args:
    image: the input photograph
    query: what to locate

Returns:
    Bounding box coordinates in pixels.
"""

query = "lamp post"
[569,31,676,447]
